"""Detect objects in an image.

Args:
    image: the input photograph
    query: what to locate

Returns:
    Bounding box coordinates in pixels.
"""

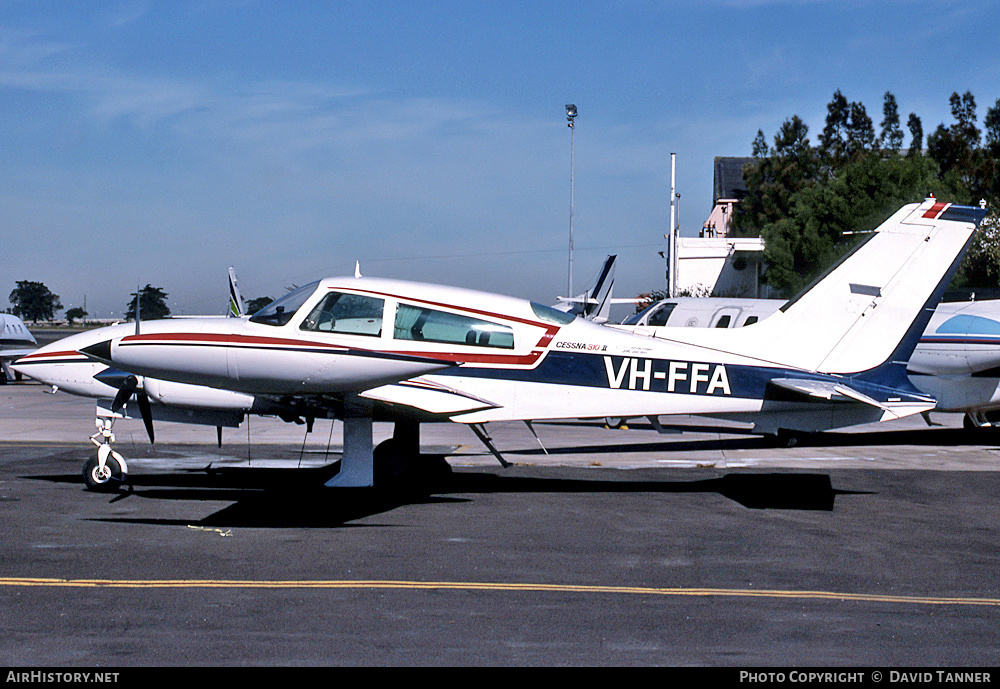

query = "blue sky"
[2,1,998,319]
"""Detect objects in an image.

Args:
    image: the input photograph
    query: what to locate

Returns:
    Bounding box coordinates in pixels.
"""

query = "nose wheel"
[85,418,130,492]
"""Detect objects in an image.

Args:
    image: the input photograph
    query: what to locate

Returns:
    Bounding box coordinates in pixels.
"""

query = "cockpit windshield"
[530,302,576,325]
[249,281,320,327]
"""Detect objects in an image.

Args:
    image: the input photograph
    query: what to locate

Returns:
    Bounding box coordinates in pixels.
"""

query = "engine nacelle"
[141,378,256,411]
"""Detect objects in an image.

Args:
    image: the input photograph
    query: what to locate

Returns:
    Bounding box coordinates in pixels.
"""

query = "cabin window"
[249,281,319,327]
[394,303,515,349]
[715,315,731,328]
[300,292,384,337]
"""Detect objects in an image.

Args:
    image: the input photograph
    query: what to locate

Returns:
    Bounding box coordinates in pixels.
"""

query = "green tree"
[927,91,983,202]
[751,129,769,157]
[8,281,62,323]
[952,213,1000,290]
[761,152,942,295]
[65,307,88,325]
[880,91,904,152]
[819,89,850,163]
[845,101,876,157]
[245,296,273,315]
[734,116,820,236]
[985,98,1000,157]
[734,89,999,297]
[126,285,171,321]
[907,113,924,156]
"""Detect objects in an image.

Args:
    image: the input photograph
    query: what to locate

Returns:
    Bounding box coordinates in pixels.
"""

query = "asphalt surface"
[2,382,1000,668]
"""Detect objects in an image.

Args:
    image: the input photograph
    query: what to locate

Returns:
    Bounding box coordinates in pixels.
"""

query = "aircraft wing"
[358,378,502,416]
[2,348,38,360]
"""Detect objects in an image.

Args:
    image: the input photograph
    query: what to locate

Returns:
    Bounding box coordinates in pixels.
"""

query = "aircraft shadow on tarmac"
[34,459,864,529]
[524,421,1000,455]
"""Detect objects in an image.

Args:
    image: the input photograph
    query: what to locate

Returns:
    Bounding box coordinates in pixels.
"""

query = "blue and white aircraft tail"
[624,199,985,432]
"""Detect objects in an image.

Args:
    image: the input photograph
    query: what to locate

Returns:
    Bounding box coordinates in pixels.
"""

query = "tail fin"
[752,200,983,374]
[661,200,985,377]
[554,254,617,322]
[228,267,246,317]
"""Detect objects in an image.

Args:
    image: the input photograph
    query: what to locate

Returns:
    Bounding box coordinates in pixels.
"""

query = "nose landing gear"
[84,417,130,491]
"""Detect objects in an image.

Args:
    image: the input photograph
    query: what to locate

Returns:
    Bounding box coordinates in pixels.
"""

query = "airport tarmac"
[2,381,1000,667]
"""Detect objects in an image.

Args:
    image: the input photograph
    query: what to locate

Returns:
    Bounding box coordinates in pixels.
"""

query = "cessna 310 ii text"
[24,199,987,490]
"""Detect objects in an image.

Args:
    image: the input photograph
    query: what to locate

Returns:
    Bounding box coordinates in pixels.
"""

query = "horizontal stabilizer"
[767,378,889,410]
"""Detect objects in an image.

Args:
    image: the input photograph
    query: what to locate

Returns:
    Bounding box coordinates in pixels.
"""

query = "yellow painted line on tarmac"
[1,577,999,607]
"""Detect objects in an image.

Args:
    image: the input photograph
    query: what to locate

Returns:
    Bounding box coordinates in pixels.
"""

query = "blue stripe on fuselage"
[438,351,932,404]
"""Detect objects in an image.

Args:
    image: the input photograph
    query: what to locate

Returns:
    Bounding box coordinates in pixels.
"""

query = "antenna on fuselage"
[354,261,362,278]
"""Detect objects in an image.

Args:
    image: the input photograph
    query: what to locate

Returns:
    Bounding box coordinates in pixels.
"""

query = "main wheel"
[83,453,125,491]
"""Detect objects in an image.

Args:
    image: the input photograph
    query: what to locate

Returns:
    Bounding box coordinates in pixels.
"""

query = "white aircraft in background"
[618,287,1000,430]
[1,313,37,383]
[56,199,983,492]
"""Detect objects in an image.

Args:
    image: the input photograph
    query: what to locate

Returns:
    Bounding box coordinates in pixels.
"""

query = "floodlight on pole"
[566,104,577,296]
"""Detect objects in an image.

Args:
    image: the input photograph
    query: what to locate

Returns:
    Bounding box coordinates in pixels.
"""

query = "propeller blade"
[136,389,154,444]
[111,375,139,413]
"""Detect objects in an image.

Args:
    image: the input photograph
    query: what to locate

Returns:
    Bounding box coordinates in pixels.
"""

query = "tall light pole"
[566,104,577,296]
[668,152,676,297]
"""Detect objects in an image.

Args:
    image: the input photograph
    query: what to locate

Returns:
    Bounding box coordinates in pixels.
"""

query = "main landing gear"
[325,415,452,490]
[83,417,129,492]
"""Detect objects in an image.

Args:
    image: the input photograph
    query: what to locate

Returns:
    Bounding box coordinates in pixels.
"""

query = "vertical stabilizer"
[228,267,246,318]
[658,200,985,377]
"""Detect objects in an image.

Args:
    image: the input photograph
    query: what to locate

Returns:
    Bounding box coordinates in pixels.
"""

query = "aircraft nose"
[80,340,114,364]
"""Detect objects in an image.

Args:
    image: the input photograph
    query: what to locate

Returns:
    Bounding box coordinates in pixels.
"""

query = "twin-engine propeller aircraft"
[59,199,984,490]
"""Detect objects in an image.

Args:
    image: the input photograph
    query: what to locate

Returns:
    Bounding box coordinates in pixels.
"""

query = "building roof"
[713,157,756,206]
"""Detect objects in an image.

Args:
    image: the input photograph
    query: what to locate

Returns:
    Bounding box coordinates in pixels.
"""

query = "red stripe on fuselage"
[119,332,546,368]
[13,349,81,362]
[122,332,349,351]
